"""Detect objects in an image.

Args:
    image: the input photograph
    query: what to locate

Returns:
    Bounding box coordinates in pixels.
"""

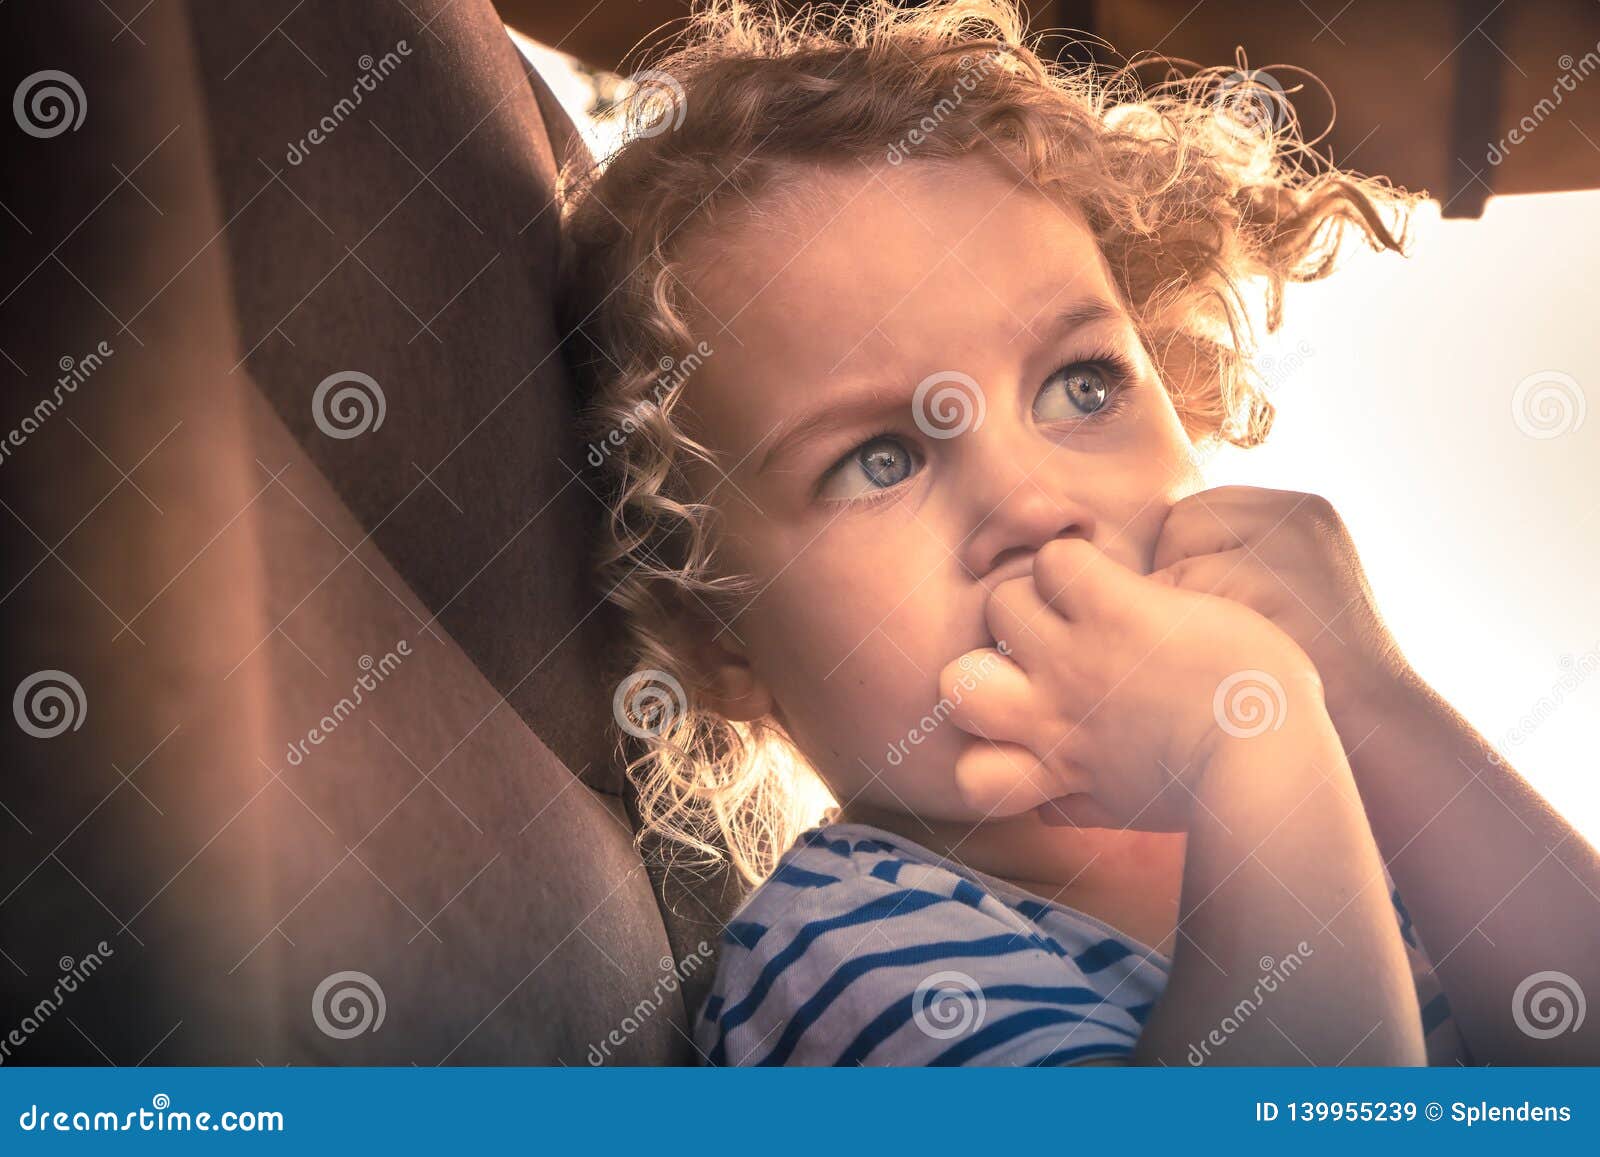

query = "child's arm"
[1329,666,1600,1064]
[1152,485,1600,1063]
[1131,701,1426,1066]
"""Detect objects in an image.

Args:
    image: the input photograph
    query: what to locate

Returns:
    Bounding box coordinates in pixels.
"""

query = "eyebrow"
[754,297,1127,478]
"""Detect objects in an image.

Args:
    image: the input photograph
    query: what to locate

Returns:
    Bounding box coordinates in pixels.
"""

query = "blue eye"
[1034,362,1112,421]
[818,434,918,501]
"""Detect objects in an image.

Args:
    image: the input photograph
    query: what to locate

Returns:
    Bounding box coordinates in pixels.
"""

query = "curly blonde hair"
[555,0,1416,890]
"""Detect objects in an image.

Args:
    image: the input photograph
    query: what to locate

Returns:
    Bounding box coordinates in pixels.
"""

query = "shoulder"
[693,824,1154,1066]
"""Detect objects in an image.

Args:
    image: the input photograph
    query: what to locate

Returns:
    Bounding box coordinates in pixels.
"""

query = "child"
[557,0,1600,1065]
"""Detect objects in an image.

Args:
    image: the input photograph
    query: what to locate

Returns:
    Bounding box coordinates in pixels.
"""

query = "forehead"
[675,158,1119,444]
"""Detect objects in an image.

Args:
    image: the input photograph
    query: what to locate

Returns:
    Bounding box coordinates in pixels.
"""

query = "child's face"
[674,155,1206,828]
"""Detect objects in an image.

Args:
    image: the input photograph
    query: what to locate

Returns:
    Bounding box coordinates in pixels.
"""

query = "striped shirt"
[693,822,1466,1066]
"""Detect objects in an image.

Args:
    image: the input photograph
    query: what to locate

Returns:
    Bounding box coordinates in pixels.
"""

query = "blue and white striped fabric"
[693,822,1466,1066]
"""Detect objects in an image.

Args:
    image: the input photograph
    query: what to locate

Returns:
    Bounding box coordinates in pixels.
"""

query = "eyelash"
[816,348,1140,509]
[822,426,919,511]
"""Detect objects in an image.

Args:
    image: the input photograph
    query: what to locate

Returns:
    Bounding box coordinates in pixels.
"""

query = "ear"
[671,600,774,724]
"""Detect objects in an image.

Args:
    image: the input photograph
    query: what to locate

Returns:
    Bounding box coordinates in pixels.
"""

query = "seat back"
[0,0,741,1065]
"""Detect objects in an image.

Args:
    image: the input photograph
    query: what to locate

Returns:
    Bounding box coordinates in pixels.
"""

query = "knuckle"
[1300,490,1338,522]
[1291,492,1346,546]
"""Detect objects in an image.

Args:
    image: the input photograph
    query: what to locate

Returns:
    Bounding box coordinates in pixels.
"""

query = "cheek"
[1134,383,1204,470]
[752,558,925,694]
[753,610,980,820]
[743,546,967,755]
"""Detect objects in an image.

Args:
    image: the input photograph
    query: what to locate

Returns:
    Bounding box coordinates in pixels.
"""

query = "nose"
[956,431,1097,582]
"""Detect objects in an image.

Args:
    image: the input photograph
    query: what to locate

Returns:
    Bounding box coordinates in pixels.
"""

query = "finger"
[1151,487,1279,572]
[1034,792,1119,830]
[1146,546,1253,598]
[1030,536,1144,622]
[981,575,1064,669]
[939,648,1035,747]
[951,739,1089,814]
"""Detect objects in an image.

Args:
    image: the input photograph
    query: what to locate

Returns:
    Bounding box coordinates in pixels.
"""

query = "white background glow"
[1207,191,1600,846]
